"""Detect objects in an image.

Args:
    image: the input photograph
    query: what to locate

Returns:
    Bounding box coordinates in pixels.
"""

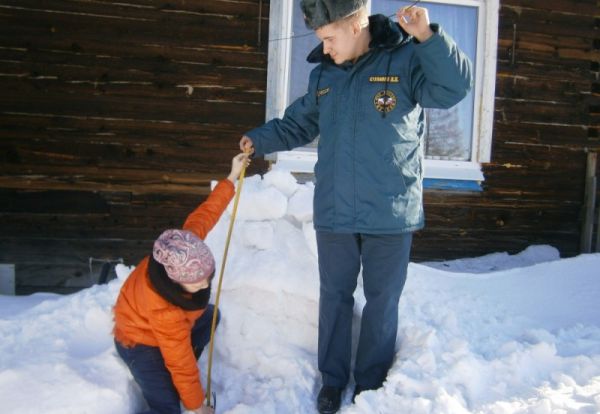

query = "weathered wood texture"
[1,0,599,293]
[0,0,270,293]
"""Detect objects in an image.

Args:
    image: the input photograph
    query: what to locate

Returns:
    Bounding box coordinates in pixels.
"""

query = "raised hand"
[227,153,251,183]
[396,6,434,43]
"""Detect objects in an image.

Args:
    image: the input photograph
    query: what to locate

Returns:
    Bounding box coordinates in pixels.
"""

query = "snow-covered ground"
[1,170,599,414]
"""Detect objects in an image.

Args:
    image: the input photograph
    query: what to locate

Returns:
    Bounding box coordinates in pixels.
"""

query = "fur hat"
[152,229,215,284]
[300,0,367,30]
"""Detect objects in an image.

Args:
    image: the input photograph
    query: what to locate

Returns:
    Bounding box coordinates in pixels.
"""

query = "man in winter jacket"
[113,153,249,414]
[240,1,472,413]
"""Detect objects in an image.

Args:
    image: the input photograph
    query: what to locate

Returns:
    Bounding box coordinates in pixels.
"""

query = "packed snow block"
[302,222,318,258]
[240,222,275,250]
[423,245,561,274]
[225,175,288,221]
[234,187,288,221]
[115,264,135,281]
[287,184,315,223]
[262,169,299,197]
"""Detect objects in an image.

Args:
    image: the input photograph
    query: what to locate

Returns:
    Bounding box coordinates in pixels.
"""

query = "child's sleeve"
[183,179,235,240]
[148,305,205,410]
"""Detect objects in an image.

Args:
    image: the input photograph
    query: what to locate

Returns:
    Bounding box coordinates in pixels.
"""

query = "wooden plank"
[0,189,209,241]
[494,99,592,125]
[499,7,597,39]
[0,128,243,149]
[0,188,112,213]
[0,212,176,240]
[0,237,150,266]
[424,206,580,232]
[493,119,592,147]
[495,75,589,104]
[0,34,268,69]
[0,93,266,127]
[0,112,261,141]
[424,191,578,208]
[0,164,218,194]
[0,53,268,91]
[498,28,595,53]
[0,113,270,174]
[496,59,595,83]
[0,5,265,50]
[411,229,580,261]
[581,152,598,252]
[0,0,267,21]
[0,136,246,172]
[0,77,266,105]
[500,0,598,15]
[0,164,267,196]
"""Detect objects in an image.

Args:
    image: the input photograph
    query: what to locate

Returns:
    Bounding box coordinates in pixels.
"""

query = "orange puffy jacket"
[113,179,235,410]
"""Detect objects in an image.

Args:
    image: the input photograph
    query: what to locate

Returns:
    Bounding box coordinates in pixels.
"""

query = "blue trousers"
[316,231,412,390]
[115,305,220,414]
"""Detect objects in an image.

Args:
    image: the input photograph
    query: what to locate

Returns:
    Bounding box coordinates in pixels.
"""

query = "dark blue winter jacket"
[246,15,473,234]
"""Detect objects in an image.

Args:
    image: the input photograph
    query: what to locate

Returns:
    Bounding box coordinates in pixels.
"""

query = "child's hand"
[227,153,250,183]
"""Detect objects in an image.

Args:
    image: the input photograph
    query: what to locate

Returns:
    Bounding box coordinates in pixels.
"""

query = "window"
[265,0,498,184]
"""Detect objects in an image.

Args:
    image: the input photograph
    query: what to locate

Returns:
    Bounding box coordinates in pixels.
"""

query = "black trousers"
[316,232,412,389]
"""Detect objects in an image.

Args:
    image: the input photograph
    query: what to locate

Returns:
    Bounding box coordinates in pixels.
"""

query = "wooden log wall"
[0,0,598,293]
[414,0,600,261]
[0,0,269,293]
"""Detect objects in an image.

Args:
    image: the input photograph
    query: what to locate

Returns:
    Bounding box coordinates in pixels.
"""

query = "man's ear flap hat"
[300,0,367,30]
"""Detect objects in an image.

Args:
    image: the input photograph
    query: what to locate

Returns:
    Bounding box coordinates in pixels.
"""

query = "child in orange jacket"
[113,153,249,414]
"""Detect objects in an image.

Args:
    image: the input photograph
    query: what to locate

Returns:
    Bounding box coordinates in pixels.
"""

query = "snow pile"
[1,170,599,414]
[423,245,561,274]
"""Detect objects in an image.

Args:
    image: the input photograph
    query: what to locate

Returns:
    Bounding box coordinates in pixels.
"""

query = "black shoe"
[317,385,342,414]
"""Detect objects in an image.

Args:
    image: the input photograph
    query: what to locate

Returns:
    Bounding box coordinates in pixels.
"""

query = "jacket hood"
[307,14,412,64]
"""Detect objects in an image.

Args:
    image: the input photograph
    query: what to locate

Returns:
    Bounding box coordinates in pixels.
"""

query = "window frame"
[264,0,499,183]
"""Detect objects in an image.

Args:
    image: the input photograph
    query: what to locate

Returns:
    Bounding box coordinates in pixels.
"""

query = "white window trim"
[265,0,294,125]
[265,0,498,182]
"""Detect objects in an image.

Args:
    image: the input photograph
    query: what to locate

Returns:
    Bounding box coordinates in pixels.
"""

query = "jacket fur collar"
[307,14,412,64]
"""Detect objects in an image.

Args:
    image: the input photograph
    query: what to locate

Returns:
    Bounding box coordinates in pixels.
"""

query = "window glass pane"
[289,0,319,103]
[289,0,320,149]
[373,0,477,161]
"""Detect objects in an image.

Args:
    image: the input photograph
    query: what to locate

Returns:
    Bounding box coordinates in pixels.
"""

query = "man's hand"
[396,6,433,43]
[239,135,255,154]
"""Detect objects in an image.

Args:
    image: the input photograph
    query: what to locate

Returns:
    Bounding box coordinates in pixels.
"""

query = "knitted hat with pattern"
[152,229,215,284]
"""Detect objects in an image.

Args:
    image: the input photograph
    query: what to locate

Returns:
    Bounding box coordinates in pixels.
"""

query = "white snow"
[1,170,599,414]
